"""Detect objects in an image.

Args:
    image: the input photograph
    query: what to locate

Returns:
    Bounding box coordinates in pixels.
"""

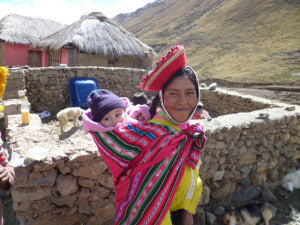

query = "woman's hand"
[137,113,145,121]
[0,165,10,187]
[180,210,193,225]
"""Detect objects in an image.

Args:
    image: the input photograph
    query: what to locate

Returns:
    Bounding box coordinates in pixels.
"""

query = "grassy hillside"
[114,0,300,85]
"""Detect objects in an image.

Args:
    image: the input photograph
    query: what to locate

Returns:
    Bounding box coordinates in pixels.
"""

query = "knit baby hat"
[87,89,126,122]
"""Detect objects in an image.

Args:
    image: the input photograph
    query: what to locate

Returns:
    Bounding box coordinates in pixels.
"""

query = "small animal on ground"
[222,203,274,225]
[281,168,300,192]
[56,107,85,134]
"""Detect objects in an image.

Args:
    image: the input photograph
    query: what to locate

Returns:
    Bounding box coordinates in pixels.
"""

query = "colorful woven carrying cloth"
[0,132,7,161]
[140,44,186,91]
[87,115,206,224]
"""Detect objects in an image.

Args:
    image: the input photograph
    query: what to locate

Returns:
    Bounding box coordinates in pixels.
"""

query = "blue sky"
[0,0,155,24]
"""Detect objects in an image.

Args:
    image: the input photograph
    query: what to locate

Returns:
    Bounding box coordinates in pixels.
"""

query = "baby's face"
[100,108,126,127]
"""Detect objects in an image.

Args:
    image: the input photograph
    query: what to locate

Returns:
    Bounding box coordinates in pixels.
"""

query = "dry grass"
[115,0,300,85]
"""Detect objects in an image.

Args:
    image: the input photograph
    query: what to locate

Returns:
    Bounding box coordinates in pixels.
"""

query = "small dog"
[281,168,300,192]
[223,203,274,225]
[56,107,85,133]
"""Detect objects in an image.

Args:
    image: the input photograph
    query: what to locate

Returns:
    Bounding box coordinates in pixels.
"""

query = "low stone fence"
[7,114,115,225]
[7,67,147,114]
[7,96,299,225]
[200,89,273,117]
[6,67,277,118]
[198,106,299,203]
[4,67,300,224]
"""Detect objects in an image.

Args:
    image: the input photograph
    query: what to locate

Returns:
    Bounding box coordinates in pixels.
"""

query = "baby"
[83,89,150,132]
[192,101,212,121]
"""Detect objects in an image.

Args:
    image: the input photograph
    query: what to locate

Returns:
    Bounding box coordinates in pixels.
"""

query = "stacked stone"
[6,84,300,224]
[201,89,272,118]
[10,67,145,114]
[195,106,299,224]
[8,114,116,225]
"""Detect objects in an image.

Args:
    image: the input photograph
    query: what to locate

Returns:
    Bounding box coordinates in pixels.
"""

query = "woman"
[83,44,206,225]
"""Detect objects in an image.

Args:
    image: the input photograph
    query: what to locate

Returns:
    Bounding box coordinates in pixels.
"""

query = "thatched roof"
[33,12,155,58]
[0,14,65,45]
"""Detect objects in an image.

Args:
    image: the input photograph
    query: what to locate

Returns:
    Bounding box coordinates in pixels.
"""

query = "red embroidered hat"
[140,43,186,91]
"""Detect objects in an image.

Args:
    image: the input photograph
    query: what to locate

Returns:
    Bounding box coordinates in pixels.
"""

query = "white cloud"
[0,0,155,25]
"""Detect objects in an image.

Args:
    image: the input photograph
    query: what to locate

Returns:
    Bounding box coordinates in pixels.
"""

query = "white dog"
[56,107,85,134]
[281,168,300,192]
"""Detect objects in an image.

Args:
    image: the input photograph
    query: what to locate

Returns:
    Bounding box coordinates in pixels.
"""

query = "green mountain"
[114,0,300,85]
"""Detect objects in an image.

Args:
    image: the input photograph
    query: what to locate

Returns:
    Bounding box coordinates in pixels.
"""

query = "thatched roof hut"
[0,14,64,45]
[0,14,64,66]
[32,12,155,69]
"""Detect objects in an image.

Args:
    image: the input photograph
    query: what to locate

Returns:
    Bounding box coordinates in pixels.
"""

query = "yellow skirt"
[161,165,203,225]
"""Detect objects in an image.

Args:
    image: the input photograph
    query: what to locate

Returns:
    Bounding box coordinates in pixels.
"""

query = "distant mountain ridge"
[114,0,300,85]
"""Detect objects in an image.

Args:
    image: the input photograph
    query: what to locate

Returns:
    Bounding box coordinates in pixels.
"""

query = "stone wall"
[197,107,299,202]
[8,67,147,114]
[200,89,272,117]
[7,99,299,225]
[7,114,115,225]
[4,67,300,224]
[6,67,273,117]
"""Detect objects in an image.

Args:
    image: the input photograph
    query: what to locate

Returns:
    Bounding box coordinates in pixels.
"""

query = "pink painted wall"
[3,43,31,66]
[61,48,68,65]
[42,51,47,67]
[40,48,69,66]
[4,43,69,67]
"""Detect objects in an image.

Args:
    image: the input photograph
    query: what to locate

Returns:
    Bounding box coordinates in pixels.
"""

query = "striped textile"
[90,120,206,225]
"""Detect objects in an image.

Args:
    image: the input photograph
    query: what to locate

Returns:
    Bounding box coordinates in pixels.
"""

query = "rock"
[26,147,49,161]
[285,106,296,111]
[51,193,77,207]
[256,112,269,119]
[208,82,217,90]
[78,178,95,188]
[213,206,225,217]
[199,185,210,205]
[90,199,115,217]
[195,208,206,225]
[88,186,110,201]
[200,83,208,88]
[261,188,277,202]
[213,170,225,181]
[56,175,78,196]
[11,188,52,202]
[72,161,107,180]
[14,169,57,188]
[206,211,216,225]
[211,181,236,199]
[232,187,261,201]
[98,173,115,189]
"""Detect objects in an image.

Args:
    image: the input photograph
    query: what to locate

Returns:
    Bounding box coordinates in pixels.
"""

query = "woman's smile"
[163,76,198,123]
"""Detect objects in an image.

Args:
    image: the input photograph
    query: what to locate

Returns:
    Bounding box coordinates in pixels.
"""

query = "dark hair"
[149,67,199,118]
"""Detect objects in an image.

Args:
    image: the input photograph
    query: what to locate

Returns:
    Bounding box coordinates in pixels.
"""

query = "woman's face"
[163,75,198,123]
